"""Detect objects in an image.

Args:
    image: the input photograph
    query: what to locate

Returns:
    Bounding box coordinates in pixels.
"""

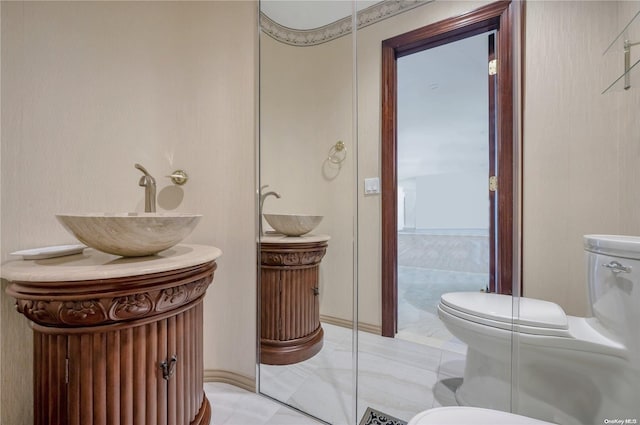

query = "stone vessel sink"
[56,212,202,257]
[263,213,323,236]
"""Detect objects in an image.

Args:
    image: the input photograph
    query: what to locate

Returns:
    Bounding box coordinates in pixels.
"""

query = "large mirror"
[259,1,640,424]
[354,1,515,422]
[258,2,357,424]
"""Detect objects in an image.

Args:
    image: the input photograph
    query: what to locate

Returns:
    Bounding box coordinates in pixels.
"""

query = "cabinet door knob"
[160,355,178,380]
[312,287,319,296]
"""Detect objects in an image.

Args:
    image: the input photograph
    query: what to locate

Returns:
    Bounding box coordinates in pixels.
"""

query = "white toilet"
[437,235,640,425]
[408,407,556,425]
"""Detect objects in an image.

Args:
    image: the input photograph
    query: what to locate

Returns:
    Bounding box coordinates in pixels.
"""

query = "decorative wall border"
[260,0,434,47]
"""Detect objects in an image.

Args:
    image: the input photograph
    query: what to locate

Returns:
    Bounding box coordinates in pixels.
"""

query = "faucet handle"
[167,170,188,186]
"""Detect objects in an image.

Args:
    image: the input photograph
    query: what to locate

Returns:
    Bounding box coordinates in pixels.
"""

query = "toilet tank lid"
[441,292,568,329]
[584,234,640,259]
[408,407,558,425]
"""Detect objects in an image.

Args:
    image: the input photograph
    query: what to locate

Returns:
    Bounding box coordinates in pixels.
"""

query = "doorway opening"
[396,32,495,346]
[381,1,516,339]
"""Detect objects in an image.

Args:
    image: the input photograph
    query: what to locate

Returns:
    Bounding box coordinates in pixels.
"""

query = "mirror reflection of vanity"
[258,1,640,424]
[259,2,504,423]
[258,1,357,422]
[259,234,330,366]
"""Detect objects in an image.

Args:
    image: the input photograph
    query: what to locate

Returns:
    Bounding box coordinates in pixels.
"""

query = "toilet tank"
[584,235,640,362]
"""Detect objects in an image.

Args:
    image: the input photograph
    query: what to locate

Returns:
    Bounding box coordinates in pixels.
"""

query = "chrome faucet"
[135,163,156,213]
[260,185,280,235]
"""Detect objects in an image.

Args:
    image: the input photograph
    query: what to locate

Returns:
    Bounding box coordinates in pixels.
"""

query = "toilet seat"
[408,407,557,425]
[440,292,570,337]
[438,293,628,358]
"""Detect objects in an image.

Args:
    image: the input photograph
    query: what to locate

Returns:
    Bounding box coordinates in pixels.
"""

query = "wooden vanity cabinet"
[260,239,328,365]
[33,302,208,425]
[4,246,219,425]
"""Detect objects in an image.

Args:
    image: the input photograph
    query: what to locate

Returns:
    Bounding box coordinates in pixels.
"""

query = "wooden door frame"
[381,1,517,337]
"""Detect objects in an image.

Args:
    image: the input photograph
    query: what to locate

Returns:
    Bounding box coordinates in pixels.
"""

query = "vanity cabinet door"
[33,333,68,425]
[166,302,205,425]
[64,324,166,425]
[260,267,282,343]
[279,267,321,341]
[37,301,206,425]
[260,261,324,365]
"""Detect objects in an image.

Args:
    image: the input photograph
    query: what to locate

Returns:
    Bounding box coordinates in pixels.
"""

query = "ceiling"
[260,0,379,29]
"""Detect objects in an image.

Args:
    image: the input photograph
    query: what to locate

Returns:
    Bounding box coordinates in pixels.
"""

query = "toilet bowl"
[408,407,557,425]
[438,235,640,425]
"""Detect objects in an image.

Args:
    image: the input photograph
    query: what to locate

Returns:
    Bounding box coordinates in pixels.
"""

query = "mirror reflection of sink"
[56,212,202,257]
[263,213,323,236]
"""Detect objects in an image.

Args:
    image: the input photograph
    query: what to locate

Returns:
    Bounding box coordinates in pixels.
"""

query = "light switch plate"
[364,177,380,195]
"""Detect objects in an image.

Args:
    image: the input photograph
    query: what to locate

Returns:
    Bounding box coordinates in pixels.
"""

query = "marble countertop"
[260,233,330,244]
[1,244,222,282]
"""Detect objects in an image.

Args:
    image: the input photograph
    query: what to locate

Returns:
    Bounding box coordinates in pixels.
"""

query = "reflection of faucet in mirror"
[259,185,281,235]
[135,163,156,213]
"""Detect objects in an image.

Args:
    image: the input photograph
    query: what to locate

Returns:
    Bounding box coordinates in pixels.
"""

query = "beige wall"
[260,33,356,322]
[0,2,256,423]
[522,1,638,316]
[617,1,640,237]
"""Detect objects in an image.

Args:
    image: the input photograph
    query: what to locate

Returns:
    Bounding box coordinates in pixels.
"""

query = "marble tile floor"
[395,305,466,355]
[205,379,463,425]
[211,265,489,424]
[397,265,485,353]
[259,323,466,425]
[205,382,323,425]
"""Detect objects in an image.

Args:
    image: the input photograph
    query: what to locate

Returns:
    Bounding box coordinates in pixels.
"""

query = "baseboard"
[203,369,256,392]
[357,321,382,335]
[320,314,381,335]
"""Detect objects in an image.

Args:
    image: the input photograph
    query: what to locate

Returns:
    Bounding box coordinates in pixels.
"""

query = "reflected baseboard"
[320,314,382,335]
[203,369,256,392]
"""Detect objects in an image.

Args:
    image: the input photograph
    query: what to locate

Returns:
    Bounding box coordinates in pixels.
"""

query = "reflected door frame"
[381,1,518,337]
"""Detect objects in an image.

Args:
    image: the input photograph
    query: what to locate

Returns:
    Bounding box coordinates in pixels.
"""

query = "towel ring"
[328,141,347,164]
